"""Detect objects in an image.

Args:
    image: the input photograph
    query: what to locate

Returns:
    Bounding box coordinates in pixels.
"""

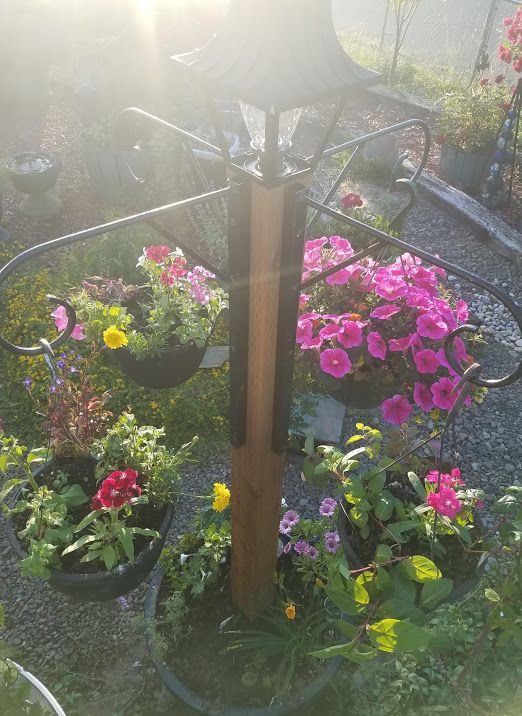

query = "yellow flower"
[212,482,230,512]
[103,326,128,350]
[285,603,296,620]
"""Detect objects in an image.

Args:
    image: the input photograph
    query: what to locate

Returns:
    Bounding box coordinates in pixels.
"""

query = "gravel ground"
[1,97,522,715]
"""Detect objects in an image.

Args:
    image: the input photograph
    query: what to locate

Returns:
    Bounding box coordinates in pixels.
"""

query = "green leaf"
[369,619,431,653]
[386,520,419,542]
[367,472,386,496]
[118,527,135,563]
[374,493,394,521]
[101,545,117,570]
[26,448,50,466]
[325,580,367,616]
[375,544,393,563]
[335,620,358,639]
[402,555,441,583]
[346,435,364,444]
[130,527,160,539]
[60,484,89,507]
[379,600,427,625]
[0,478,24,504]
[80,550,103,563]
[420,579,454,610]
[309,642,358,660]
[74,509,104,533]
[408,472,427,501]
[344,644,378,663]
[485,588,501,603]
[61,534,98,556]
[385,566,417,603]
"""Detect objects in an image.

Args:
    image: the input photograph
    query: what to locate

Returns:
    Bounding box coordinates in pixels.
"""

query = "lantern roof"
[172,0,380,113]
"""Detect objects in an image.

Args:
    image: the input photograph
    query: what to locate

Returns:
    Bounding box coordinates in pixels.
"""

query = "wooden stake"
[230,181,287,618]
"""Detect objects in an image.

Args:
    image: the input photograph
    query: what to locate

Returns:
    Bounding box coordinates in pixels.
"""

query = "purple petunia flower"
[23,377,32,389]
[307,546,319,560]
[294,540,310,555]
[55,378,63,386]
[69,366,78,374]
[279,519,293,535]
[60,353,68,359]
[283,542,293,554]
[56,360,65,370]
[319,497,337,517]
[324,531,340,554]
[282,510,300,527]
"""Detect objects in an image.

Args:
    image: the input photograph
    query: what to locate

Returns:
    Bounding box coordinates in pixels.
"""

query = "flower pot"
[83,143,150,203]
[144,567,342,716]
[114,340,207,389]
[6,152,62,218]
[439,144,491,193]
[337,496,484,603]
[5,463,174,602]
[5,660,67,716]
[320,372,399,410]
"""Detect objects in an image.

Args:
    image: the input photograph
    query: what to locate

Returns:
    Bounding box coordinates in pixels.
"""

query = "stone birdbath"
[6,151,62,218]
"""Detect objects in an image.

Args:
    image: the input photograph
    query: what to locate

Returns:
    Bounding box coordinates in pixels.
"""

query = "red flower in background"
[145,245,171,263]
[434,134,446,146]
[495,74,505,84]
[341,193,364,210]
[91,469,141,510]
[479,78,489,87]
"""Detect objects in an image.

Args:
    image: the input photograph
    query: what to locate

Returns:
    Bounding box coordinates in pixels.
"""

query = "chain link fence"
[333,0,521,80]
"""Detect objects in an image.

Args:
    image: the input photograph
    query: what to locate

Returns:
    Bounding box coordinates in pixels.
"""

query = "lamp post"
[173,0,379,618]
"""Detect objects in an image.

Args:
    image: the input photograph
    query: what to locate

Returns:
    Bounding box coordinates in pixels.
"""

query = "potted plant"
[5,152,62,218]
[435,78,509,192]
[1,603,66,715]
[0,352,196,601]
[303,424,486,600]
[70,245,228,389]
[296,234,482,422]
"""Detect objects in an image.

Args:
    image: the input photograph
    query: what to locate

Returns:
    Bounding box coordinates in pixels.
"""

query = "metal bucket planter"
[5,661,67,716]
[83,143,150,203]
[144,567,342,716]
[114,340,207,389]
[5,463,174,602]
[439,144,491,193]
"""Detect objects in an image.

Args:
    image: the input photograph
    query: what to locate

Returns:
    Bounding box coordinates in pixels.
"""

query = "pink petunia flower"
[388,335,413,352]
[370,304,401,320]
[427,486,462,519]
[456,300,469,323]
[296,320,313,345]
[319,348,352,378]
[431,376,457,410]
[413,382,434,412]
[319,324,341,341]
[414,349,440,374]
[329,236,353,253]
[299,293,310,310]
[416,311,449,340]
[381,394,412,425]
[367,331,387,360]
[374,276,409,301]
[338,321,363,349]
[52,306,86,341]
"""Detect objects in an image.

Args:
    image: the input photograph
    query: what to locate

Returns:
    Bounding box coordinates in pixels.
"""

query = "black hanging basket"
[5,466,174,602]
[144,567,343,716]
[114,340,207,389]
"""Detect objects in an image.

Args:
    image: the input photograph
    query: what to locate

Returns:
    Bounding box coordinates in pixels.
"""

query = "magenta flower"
[388,335,413,352]
[382,394,412,425]
[435,348,458,377]
[416,311,449,340]
[431,377,457,410]
[456,300,469,323]
[294,540,310,555]
[367,331,387,360]
[319,324,341,341]
[296,320,313,345]
[374,276,408,301]
[299,293,310,310]
[453,337,469,362]
[326,267,353,285]
[279,519,292,535]
[319,497,337,517]
[282,510,300,527]
[52,306,86,341]
[319,348,352,378]
[413,382,434,412]
[427,486,462,519]
[324,531,340,554]
[338,321,363,348]
[414,349,440,374]
[329,236,353,253]
[301,335,323,350]
[370,305,401,320]
[426,469,465,488]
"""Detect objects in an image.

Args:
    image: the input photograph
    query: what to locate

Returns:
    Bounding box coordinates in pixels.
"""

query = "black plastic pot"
[7,661,67,716]
[319,371,400,410]
[338,496,484,603]
[145,567,342,716]
[115,340,207,389]
[5,464,174,602]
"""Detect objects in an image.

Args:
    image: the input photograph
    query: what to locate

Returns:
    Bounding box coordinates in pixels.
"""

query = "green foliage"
[312,554,444,662]
[91,412,197,506]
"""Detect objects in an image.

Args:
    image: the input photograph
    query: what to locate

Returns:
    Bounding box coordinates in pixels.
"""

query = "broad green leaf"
[60,484,89,507]
[62,534,97,556]
[374,493,394,521]
[344,644,378,663]
[386,521,419,542]
[325,584,365,616]
[420,579,453,610]
[119,527,135,563]
[369,619,431,653]
[379,600,427,625]
[402,555,441,583]
[0,478,24,504]
[131,527,160,539]
[375,566,392,593]
[485,588,501,603]
[101,545,116,570]
[80,550,103,563]
[367,472,386,496]
[408,472,427,501]
[26,448,50,466]
[346,435,364,444]
[385,566,417,603]
[335,620,358,639]
[309,642,357,660]
[375,544,393,563]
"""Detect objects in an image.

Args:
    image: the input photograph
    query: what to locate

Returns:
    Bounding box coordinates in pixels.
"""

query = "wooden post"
[230,181,290,619]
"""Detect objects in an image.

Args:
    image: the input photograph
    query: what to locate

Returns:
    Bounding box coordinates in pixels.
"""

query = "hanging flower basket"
[5,462,174,602]
[113,338,207,389]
